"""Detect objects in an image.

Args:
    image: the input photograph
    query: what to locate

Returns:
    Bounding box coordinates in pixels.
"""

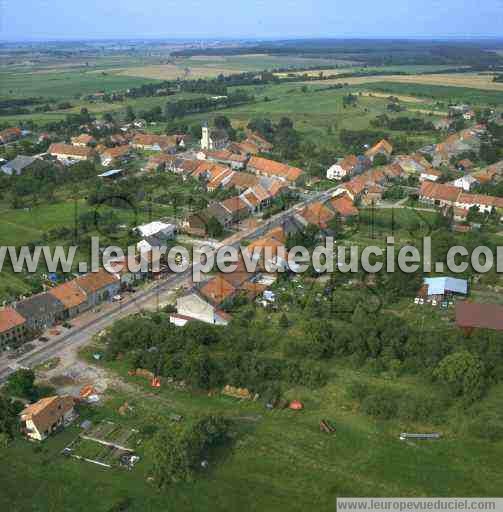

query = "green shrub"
[469,414,503,441]
[361,390,399,419]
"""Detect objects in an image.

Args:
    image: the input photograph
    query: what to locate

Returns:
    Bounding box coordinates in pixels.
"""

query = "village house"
[71,134,96,147]
[225,171,260,192]
[131,133,177,152]
[206,167,235,192]
[48,280,89,320]
[229,140,260,156]
[429,128,484,167]
[205,203,234,229]
[419,181,463,208]
[220,196,250,222]
[365,139,393,162]
[326,154,369,180]
[201,150,248,170]
[134,221,176,241]
[451,206,469,223]
[183,212,210,237]
[200,125,229,151]
[0,307,27,349]
[297,201,335,230]
[393,154,432,175]
[457,159,475,172]
[175,281,235,325]
[144,154,178,173]
[329,193,359,219]
[452,174,478,191]
[48,143,96,163]
[246,228,289,272]
[247,156,303,184]
[20,395,75,441]
[471,165,500,186]
[1,155,38,176]
[245,131,273,152]
[14,293,65,332]
[240,184,272,212]
[109,133,128,146]
[100,145,132,167]
[364,184,385,204]
[0,127,22,144]
[75,269,121,308]
[419,168,442,183]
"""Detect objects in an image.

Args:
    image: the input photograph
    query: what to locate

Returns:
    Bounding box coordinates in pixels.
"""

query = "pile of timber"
[320,419,336,434]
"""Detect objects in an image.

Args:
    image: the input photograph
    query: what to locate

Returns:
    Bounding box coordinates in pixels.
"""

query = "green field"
[0,69,159,100]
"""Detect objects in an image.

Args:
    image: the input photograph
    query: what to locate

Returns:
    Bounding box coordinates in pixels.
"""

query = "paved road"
[0,187,339,383]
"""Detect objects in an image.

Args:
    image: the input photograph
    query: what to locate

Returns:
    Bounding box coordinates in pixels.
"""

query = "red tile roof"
[420,181,461,203]
[20,396,74,435]
[248,156,303,182]
[199,275,236,305]
[220,196,249,214]
[101,145,130,159]
[49,143,96,158]
[0,307,26,333]
[76,268,119,294]
[365,139,393,159]
[49,280,87,309]
[131,133,177,149]
[299,201,335,228]
[226,171,259,190]
[330,194,359,217]
[205,150,248,164]
[71,134,95,145]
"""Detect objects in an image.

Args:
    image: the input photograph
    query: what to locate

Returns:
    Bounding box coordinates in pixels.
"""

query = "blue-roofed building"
[423,277,468,299]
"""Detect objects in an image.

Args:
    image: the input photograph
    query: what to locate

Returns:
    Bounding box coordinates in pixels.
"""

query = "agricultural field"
[180,82,444,148]
[117,54,355,80]
[310,73,503,95]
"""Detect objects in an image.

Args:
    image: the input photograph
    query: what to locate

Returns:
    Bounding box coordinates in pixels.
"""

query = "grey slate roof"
[1,155,37,176]
[15,293,65,320]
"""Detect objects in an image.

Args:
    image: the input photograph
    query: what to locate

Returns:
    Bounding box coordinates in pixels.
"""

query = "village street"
[0,186,338,384]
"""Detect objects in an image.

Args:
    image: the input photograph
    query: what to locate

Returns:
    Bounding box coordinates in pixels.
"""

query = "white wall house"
[176,292,230,326]
[452,175,478,192]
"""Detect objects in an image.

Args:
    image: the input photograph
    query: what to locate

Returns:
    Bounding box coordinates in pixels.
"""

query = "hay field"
[309,73,503,92]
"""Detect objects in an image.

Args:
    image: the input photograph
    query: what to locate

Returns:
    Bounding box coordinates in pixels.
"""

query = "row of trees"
[371,114,435,132]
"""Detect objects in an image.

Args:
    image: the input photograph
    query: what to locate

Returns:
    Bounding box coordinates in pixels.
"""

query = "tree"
[206,216,224,238]
[279,313,290,329]
[6,369,36,400]
[433,351,486,404]
[125,105,135,123]
[213,115,232,131]
[149,415,229,487]
[373,153,388,166]
[0,395,23,439]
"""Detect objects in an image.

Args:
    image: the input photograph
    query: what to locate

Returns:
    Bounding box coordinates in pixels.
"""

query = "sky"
[1,0,503,41]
